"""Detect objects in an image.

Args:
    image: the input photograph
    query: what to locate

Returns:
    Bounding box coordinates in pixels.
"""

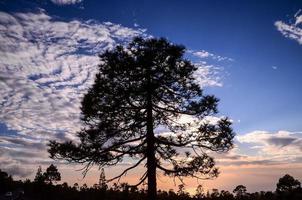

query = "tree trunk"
[146,72,157,200]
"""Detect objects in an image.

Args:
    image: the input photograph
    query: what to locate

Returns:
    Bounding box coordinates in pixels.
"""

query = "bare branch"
[129,171,147,188]
[106,156,147,183]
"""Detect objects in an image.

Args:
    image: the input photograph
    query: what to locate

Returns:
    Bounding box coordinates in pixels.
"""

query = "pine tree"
[34,166,45,183]
[48,37,234,200]
[98,168,108,190]
[44,164,61,184]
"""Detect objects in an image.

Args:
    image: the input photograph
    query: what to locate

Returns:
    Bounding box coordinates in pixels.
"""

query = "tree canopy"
[48,37,235,199]
[34,166,45,184]
[44,164,61,184]
[34,165,61,185]
[276,174,301,193]
[233,185,247,199]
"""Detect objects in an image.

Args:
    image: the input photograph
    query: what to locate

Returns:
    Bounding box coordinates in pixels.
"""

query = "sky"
[0,0,302,194]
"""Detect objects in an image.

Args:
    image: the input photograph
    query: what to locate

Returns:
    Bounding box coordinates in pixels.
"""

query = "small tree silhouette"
[48,37,234,200]
[73,183,79,191]
[177,184,185,195]
[233,185,247,199]
[34,166,45,183]
[98,168,108,190]
[44,164,61,184]
[194,184,205,199]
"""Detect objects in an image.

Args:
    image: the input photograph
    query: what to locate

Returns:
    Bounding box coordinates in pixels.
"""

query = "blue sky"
[0,0,302,193]
[2,0,302,133]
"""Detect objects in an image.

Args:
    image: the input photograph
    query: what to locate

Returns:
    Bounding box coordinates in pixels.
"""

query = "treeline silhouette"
[1,166,302,200]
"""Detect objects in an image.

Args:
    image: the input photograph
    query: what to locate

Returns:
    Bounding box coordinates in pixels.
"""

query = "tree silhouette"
[98,168,108,190]
[233,185,247,199]
[276,174,301,193]
[194,184,205,199]
[48,37,234,200]
[73,183,79,191]
[81,183,88,192]
[210,188,219,198]
[0,169,13,194]
[44,164,61,184]
[34,166,45,183]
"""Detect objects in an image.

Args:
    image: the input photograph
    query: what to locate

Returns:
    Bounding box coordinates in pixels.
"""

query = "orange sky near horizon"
[22,162,302,195]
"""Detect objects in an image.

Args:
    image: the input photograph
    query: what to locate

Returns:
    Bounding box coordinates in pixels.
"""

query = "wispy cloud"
[50,0,83,5]
[189,50,233,62]
[0,10,143,141]
[193,63,223,88]
[275,10,302,45]
[0,10,145,177]
[294,9,302,25]
[236,130,302,163]
[0,135,45,150]
[206,130,302,169]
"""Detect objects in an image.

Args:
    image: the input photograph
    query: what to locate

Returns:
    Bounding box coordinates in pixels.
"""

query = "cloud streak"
[275,10,302,45]
[189,50,233,62]
[236,130,302,163]
[50,0,83,5]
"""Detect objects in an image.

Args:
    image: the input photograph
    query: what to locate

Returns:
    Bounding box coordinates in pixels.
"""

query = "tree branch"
[106,156,147,183]
[129,171,147,188]
[155,137,192,147]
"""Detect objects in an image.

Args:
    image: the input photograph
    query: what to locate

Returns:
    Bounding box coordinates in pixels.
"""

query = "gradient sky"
[0,0,302,194]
